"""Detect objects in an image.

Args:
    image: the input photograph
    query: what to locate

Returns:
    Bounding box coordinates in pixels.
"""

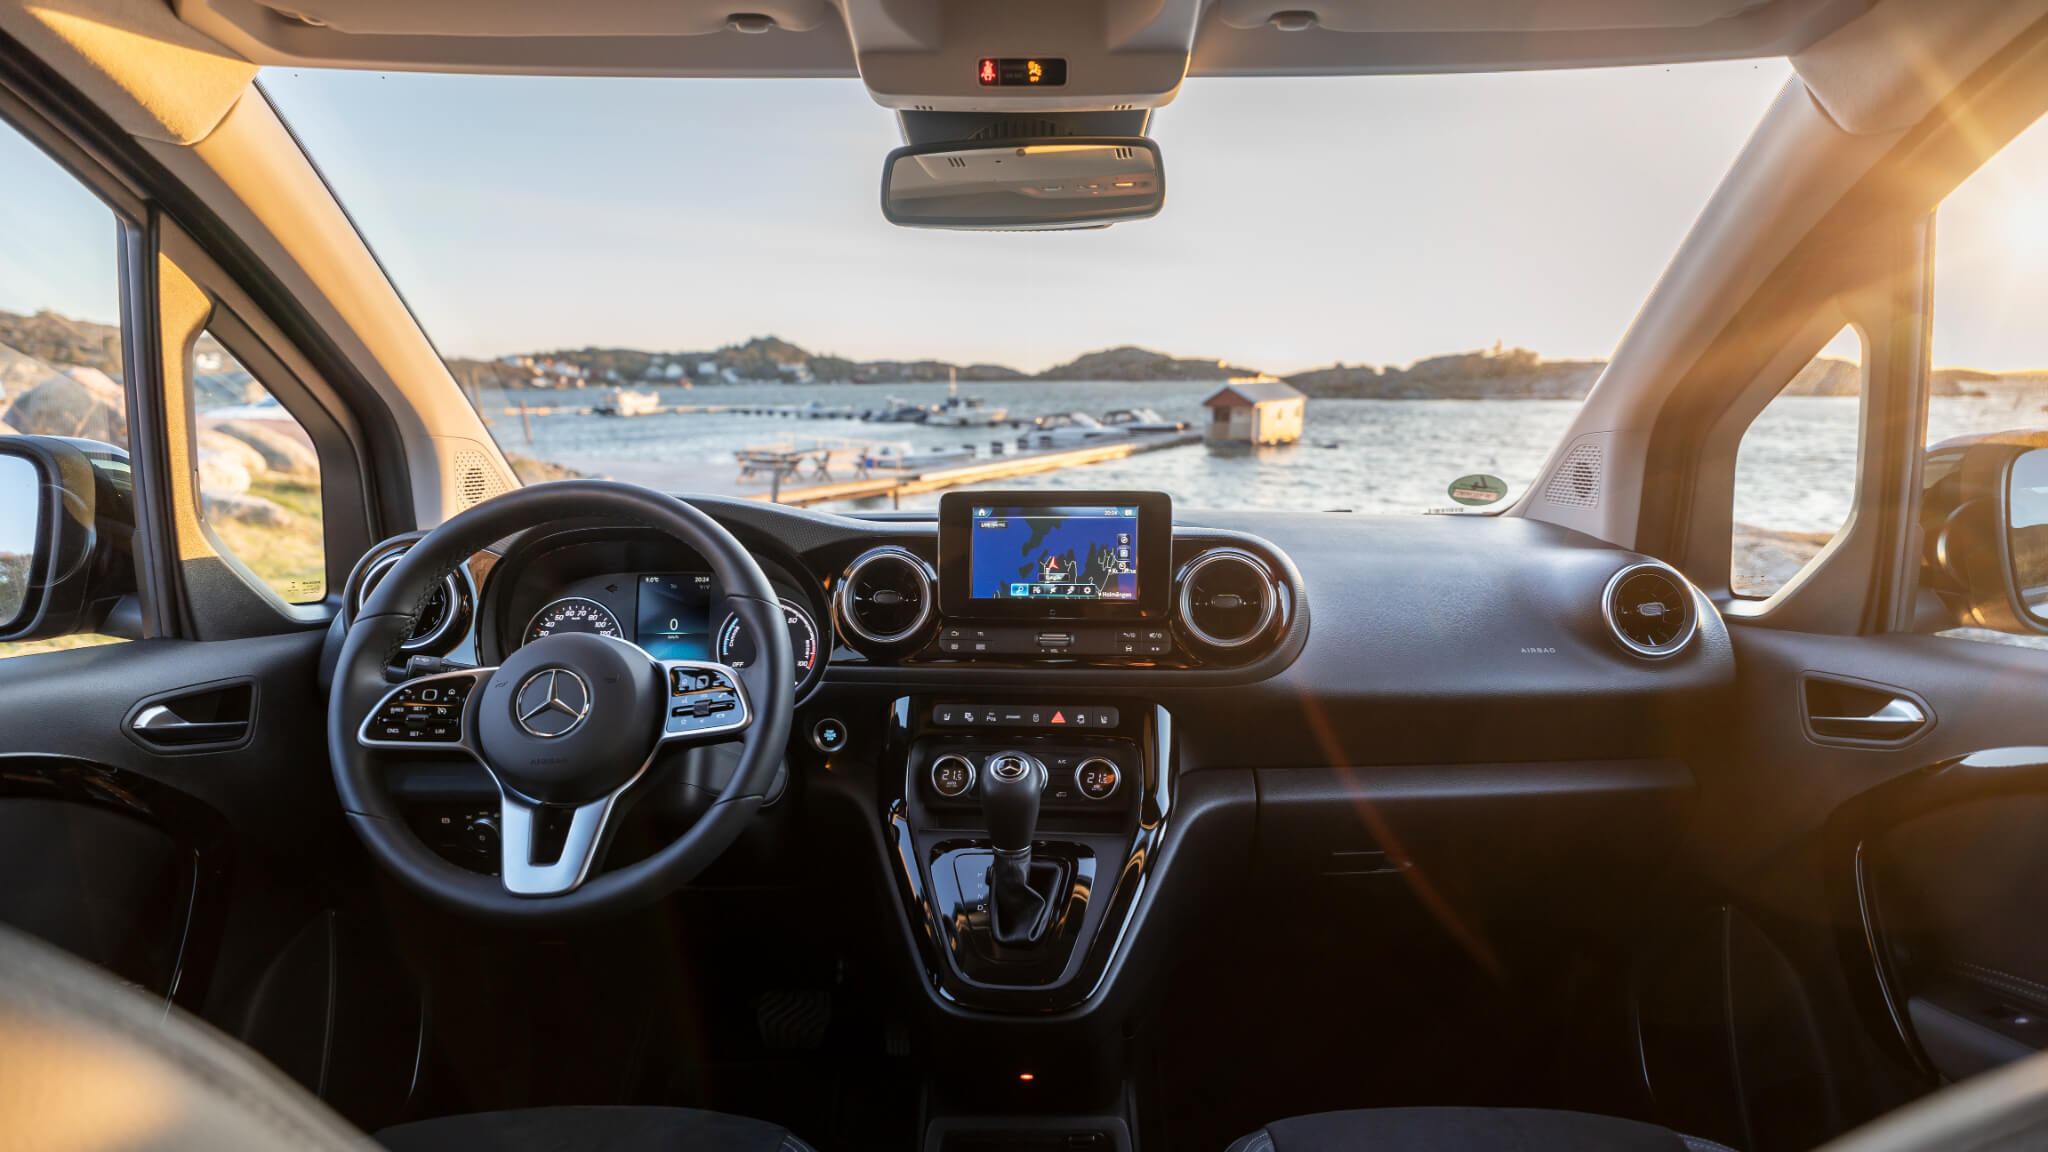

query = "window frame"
[0,32,394,646]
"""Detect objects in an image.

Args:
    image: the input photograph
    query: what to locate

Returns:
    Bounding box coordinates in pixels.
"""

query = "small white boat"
[926,394,1011,427]
[1100,407,1186,433]
[593,388,661,417]
[1022,411,1127,449]
[861,443,978,471]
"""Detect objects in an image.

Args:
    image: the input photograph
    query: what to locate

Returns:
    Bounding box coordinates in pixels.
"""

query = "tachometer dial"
[715,598,821,690]
[526,597,624,645]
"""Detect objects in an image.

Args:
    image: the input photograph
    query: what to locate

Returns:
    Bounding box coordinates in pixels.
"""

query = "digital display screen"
[977,57,1067,87]
[635,573,713,660]
[969,505,1139,601]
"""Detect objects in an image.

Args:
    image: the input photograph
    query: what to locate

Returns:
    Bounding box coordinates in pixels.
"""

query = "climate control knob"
[930,753,976,798]
[1075,757,1121,801]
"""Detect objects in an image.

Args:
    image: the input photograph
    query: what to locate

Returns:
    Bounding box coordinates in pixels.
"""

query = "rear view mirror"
[0,436,135,642]
[881,137,1163,230]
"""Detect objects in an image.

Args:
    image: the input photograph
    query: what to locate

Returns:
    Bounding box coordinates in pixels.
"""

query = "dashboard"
[329,487,1738,1017]
[336,488,1732,774]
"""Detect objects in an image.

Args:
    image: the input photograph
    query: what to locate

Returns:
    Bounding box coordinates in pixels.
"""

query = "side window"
[1925,111,2048,646]
[1729,328,1863,598]
[193,332,326,603]
[0,118,131,659]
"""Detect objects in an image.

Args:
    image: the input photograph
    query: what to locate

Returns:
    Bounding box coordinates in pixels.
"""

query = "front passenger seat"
[0,922,813,1152]
[1226,1108,1734,1152]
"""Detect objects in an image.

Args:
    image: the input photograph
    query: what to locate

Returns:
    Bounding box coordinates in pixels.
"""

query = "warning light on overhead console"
[977,58,1068,87]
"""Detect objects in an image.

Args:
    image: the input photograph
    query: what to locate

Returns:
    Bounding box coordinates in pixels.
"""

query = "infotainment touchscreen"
[969,504,1139,602]
[938,490,1170,619]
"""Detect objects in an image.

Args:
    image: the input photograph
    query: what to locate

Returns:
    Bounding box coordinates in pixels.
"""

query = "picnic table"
[734,439,876,487]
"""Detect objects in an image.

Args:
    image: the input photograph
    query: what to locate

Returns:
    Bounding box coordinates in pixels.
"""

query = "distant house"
[1202,377,1305,445]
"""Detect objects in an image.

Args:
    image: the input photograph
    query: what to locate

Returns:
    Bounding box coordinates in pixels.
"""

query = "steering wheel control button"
[811,717,849,753]
[660,662,750,738]
[931,753,976,798]
[367,674,477,744]
[513,668,591,738]
[1075,758,1121,800]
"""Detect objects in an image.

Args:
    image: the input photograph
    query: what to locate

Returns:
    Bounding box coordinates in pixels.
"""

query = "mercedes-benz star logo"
[513,668,591,738]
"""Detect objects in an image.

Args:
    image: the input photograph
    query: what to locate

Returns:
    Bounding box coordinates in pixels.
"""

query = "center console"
[883,695,1169,1014]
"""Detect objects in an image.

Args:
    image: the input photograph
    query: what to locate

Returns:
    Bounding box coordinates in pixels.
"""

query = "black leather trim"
[1226,1107,1710,1152]
[376,1106,813,1152]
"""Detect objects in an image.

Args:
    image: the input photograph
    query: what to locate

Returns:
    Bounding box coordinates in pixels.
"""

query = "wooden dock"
[741,431,1200,507]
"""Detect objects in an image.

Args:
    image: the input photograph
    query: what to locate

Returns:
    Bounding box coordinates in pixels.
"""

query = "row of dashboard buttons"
[937,625,1173,659]
[931,704,1119,729]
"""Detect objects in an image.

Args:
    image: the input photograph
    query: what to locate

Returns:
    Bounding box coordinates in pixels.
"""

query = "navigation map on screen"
[969,505,1139,601]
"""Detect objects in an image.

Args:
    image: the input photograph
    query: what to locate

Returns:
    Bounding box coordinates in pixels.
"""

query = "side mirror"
[881,137,1164,230]
[1920,434,2048,633]
[0,436,136,643]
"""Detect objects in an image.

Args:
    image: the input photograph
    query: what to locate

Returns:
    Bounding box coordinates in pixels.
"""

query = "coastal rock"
[197,430,269,480]
[215,420,318,478]
[1,367,127,444]
[505,453,589,484]
[197,448,252,496]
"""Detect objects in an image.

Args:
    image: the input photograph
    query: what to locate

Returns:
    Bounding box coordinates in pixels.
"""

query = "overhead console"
[843,0,1202,112]
[831,490,1297,671]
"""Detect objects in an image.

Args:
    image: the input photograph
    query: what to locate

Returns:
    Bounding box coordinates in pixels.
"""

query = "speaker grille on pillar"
[1544,443,1602,509]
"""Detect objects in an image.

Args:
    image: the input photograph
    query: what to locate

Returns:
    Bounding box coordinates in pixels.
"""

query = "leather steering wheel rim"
[327,481,794,922]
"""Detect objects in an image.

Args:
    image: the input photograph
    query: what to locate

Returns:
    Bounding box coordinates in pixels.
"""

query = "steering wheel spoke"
[357,667,494,752]
[496,788,623,896]
[658,660,753,745]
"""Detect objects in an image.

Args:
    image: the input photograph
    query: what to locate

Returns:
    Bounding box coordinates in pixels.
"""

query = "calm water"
[483,381,2048,530]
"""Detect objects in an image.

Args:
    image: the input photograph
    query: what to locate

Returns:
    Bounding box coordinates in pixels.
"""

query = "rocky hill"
[1286,346,1603,400]
[1034,345,1260,382]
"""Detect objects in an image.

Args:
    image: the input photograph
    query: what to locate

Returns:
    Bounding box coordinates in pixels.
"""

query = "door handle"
[1809,698,1927,741]
[123,679,255,751]
[130,705,249,747]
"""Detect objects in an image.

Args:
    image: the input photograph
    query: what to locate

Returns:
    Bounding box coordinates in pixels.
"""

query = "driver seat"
[0,922,814,1152]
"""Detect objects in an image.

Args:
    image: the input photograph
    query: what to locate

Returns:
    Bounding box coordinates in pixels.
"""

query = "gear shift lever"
[980,750,1053,945]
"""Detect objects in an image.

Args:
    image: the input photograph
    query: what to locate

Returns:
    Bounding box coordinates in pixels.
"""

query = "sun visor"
[0,0,258,145]
[845,0,1200,111]
[1793,0,2048,135]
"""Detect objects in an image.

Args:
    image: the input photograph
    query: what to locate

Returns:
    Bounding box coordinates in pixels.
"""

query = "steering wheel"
[327,481,794,921]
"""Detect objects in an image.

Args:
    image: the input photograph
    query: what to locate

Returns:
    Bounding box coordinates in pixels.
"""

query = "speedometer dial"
[715,598,821,690]
[526,597,624,645]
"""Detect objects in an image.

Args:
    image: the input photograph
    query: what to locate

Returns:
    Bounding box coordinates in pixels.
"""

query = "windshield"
[261,65,1793,514]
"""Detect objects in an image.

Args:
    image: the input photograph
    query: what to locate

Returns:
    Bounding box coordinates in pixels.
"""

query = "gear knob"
[979,750,1046,854]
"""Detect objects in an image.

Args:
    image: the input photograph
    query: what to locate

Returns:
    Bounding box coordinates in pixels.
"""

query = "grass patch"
[209,475,327,602]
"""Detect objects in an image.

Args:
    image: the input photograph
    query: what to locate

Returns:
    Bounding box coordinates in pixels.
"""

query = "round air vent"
[358,549,467,653]
[1175,548,1282,662]
[833,547,937,656]
[1603,561,1698,659]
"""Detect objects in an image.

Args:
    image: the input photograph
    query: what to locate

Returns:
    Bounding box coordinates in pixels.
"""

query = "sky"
[256,63,1813,375]
[4,63,2045,375]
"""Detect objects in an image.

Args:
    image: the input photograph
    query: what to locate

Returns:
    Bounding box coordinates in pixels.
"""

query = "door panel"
[1709,625,2048,1096]
[0,630,342,1010]
[1875,793,2048,1080]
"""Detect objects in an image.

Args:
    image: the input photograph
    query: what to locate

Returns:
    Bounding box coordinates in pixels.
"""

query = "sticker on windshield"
[1448,474,1507,506]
